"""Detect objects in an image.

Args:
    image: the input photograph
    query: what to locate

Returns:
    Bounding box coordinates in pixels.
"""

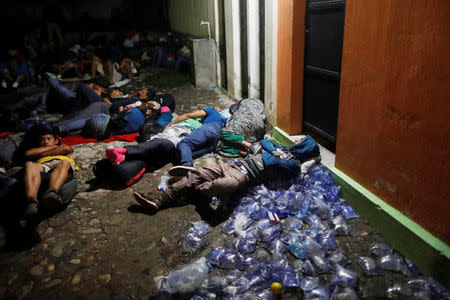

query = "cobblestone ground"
[0,74,445,299]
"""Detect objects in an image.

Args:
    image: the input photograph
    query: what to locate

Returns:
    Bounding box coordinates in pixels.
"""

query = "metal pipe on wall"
[214,0,222,87]
[247,0,260,98]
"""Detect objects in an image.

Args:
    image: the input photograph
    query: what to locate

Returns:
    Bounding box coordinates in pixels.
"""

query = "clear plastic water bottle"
[158,172,170,191]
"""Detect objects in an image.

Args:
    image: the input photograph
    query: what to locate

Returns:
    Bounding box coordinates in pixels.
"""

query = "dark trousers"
[125,138,176,171]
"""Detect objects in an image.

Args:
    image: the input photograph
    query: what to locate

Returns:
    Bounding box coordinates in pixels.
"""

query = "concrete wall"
[336,0,450,243]
[167,0,216,38]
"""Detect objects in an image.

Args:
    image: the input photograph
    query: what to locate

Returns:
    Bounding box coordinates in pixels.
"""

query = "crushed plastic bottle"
[158,172,170,191]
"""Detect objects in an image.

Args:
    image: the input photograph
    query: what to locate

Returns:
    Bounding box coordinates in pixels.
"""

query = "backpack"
[93,159,146,187]
[137,120,164,142]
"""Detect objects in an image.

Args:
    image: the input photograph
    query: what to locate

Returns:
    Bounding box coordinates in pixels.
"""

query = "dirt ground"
[0,71,446,299]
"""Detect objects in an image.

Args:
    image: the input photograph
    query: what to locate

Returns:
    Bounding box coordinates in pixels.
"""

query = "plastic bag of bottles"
[154,257,209,294]
[282,216,304,230]
[311,255,333,274]
[300,276,319,292]
[233,235,258,253]
[305,214,328,231]
[234,213,254,235]
[189,221,210,237]
[183,233,208,254]
[206,247,226,266]
[331,287,358,300]
[377,253,406,273]
[330,215,350,236]
[316,230,338,251]
[304,287,330,300]
[330,265,358,288]
[358,256,381,276]
[328,250,351,267]
[370,243,393,257]
[260,225,281,242]
[339,200,359,219]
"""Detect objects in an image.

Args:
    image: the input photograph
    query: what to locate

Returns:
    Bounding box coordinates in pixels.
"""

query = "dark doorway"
[302,0,346,147]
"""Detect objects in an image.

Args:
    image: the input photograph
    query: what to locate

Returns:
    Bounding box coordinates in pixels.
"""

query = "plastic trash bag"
[154,257,209,294]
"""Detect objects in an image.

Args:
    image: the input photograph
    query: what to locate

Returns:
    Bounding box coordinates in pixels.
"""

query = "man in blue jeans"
[166,107,223,175]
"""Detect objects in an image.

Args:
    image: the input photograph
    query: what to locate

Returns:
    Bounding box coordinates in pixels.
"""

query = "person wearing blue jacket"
[133,135,321,213]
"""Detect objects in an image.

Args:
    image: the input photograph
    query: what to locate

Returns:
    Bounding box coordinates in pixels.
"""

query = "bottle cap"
[271,282,282,295]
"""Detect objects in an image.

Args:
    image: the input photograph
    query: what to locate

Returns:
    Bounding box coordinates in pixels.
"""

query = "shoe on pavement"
[133,191,163,213]
[40,188,64,211]
[168,165,197,177]
[24,202,39,218]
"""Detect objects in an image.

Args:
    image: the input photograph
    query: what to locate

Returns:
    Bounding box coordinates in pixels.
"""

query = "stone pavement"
[0,80,446,299]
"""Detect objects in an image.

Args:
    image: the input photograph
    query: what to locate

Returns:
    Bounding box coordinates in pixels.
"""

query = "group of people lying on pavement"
[0,94,322,230]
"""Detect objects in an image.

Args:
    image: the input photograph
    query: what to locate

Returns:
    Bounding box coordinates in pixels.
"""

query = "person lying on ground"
[52,100,165,138]
[105,115,203,173]
[216,98,267,157]
[1,47,31,89]
[165,107,224,171]
[22,127,75,220]
[132,136,321,213]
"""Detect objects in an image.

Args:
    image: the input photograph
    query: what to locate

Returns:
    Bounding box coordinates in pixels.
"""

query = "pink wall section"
[335,0,450,243]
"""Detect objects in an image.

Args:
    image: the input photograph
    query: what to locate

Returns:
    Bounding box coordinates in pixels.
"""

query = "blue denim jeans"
[177,123,221,166]
[47,77,76,100]
[58,118,88,135]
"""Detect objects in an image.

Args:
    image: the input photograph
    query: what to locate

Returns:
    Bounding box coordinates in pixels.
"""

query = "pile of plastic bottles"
[155,165,450,299]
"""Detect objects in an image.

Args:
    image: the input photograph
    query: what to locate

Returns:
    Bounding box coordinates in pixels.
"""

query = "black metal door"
[303,0,346,144]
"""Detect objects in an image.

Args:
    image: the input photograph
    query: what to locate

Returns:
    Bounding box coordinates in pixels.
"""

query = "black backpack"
[93,159,147,187]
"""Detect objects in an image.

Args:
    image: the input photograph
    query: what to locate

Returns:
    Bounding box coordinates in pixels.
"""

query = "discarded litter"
[157,165,449,298]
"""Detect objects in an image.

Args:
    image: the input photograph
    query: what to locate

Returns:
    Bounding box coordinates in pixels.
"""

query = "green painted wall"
[168,0,217,38]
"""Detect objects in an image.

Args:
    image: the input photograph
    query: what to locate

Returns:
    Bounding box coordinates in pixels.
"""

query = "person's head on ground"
[109,88,124,97]
[141,100,161,118]
[213,107,222,112]
[39,133,60,147]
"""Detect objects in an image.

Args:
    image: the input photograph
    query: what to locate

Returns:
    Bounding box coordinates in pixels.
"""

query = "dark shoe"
[133,191,164,213]
[24,202,39,218]
[168,165,197,177]
[248,143,262,155]
[40,188,64,211]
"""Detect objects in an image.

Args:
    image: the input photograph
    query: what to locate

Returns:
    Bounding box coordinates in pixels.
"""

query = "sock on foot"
[106,146,127,165]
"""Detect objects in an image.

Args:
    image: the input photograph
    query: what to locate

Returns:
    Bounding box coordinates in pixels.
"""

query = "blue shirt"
[119,108,145,134]
[157,111,173,127]
[202,107,223,128]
